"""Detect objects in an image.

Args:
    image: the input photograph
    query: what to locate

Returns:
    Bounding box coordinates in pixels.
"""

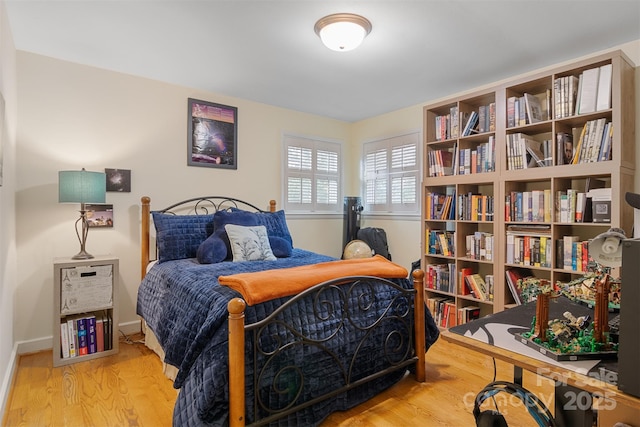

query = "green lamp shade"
[58,170,106,204]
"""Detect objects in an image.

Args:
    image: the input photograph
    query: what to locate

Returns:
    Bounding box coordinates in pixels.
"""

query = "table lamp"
[58,168,106,259]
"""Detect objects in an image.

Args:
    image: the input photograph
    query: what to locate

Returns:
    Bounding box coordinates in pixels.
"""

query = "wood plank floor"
[3,332,554,426]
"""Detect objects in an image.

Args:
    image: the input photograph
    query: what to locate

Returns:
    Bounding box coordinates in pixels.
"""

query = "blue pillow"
[152,212,215,263]
[253,210,294,247]
[196,209,293,264]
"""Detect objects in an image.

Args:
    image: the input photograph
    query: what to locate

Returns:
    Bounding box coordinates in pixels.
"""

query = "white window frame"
[362,131,421,216]
[282,133,343,214]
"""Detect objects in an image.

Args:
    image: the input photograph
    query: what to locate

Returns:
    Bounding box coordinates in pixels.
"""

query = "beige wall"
[0,0,17,414]
[14,52,351,344]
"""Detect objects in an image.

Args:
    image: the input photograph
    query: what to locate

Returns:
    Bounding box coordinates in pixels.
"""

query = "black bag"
[357,227,391,260]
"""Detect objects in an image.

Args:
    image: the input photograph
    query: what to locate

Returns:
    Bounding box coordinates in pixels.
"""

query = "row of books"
[503,186,610,224]
[59,311,114,359]
[505,133,547,170]
[560,236,591,272]
[425,262,456,293]
[554,75,580,119]
[426,296,481,328]
[426,266,495,302]
[505,234,592,272]
[452,138,495,175]
[458,193,494,221]
[557,189,588,223]
[426,148,454,177]
[433,103,496,141]
[425,231,455,257]
[570,118,613,164]
[460,268,494,301]
[427,297,456,328]
[425,191,456,220]
[505,190,552,223]
[465,232,494,261]
[507,92,550,128]
[574,64,613,116]
[505,233,553,268]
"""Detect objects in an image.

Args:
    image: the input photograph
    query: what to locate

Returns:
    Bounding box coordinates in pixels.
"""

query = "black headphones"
[473,381,556,427]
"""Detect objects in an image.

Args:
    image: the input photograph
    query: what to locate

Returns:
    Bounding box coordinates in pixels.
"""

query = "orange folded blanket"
[219,255,408,306]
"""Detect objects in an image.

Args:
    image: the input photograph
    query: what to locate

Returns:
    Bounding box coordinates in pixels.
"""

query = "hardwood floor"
[3,332,554,426]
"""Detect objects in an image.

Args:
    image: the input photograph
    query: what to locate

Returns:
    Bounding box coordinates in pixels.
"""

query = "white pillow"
[225,224,277,262]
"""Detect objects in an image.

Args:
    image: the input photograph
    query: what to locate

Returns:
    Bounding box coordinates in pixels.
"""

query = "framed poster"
[187,98,237,169]
[86,204,113,228]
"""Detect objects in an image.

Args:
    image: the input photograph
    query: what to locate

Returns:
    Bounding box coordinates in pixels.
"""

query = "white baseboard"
[0,343,18,425]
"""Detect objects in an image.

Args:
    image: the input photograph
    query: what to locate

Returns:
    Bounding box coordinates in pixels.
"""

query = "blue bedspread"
[137,248,335,388]
[137,249,439,426]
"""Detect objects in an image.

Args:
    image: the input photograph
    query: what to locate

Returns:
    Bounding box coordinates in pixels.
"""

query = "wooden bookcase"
[53,255,119,367]
[422,50,635,327]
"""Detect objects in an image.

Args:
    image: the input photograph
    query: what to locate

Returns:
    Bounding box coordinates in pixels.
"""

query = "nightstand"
[53,256,119,367]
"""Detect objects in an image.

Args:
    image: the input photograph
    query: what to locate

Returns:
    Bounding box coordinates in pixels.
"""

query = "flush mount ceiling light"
[314,13,372,52]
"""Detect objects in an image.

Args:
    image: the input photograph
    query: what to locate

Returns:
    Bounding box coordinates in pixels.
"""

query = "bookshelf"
[53,256,119,367]
[422,50,635,327]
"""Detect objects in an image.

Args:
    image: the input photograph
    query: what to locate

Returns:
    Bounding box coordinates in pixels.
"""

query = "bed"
[136,195,439,426]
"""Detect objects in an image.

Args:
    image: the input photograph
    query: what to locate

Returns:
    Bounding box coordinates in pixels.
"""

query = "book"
[596,63,612,111]
[457,306,480,325]
[598,122,613,162]
[96,315,105,353]
[465,273,487,301]
[507,96,517,127]
[67,318,77,358]
[524,138,545,167]
[524,93,544,124]
[105,311,113,351]
[556,132,573,165]
[485,274,494,301]
[578,67,600,114]
[60,322,70,359]
[77,317,88,356]
[588,187,612,223]
[459,267,473,296]
[575,192,587,222]
[86,315,97,354]
[461,111,479,136]
[505,268,533,305]
[563,236,580,270]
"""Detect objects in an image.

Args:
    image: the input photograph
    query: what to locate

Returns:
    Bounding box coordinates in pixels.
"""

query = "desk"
[441,297,640,427]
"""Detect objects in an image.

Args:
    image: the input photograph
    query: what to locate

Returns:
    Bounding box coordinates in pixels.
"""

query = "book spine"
[96,317,105,353]
[87,316,97,354]
[60,322,70,359]
[77,317,88,356]
[67,318,77,358]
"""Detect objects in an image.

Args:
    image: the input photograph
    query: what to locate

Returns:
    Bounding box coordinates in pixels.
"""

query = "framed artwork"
[105,168,131,192]
[86,204,113,228]
[187,98,238,169]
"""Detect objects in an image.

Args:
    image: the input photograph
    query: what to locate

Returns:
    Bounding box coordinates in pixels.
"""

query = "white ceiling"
[5,0,640,122]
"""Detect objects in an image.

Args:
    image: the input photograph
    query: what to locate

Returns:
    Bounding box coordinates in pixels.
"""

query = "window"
[283,134,342,213]
[362,132,420,214]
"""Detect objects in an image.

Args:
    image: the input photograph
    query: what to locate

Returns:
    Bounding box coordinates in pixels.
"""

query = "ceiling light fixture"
[314,13,372,52]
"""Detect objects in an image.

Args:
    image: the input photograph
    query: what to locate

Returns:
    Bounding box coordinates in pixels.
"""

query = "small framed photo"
[105,168,131,192]
[86,204,113,228]
[187,98,237,169]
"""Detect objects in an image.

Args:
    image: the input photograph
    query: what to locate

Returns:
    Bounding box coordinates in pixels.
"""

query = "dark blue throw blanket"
[137,249,439,426]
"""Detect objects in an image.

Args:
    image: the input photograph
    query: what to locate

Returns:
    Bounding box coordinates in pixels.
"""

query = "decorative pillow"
[152,212,215,263]
[225,224,276,262]
[196,209,293,263]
